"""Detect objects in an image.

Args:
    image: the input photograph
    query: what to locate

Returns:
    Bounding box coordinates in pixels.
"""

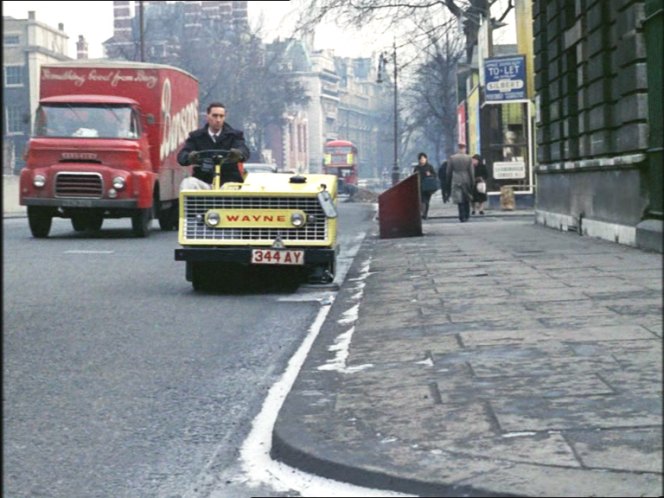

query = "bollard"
[500,185,515,210]
[378,174,422,238]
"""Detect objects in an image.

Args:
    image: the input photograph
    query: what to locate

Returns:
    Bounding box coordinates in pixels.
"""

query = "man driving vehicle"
[177,102,250,189]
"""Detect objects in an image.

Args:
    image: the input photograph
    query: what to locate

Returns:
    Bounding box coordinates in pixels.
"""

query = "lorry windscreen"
[34,104,139,139]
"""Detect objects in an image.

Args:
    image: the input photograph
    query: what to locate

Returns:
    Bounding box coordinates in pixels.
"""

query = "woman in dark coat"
[471,154,488,215]
[413,152,437,220]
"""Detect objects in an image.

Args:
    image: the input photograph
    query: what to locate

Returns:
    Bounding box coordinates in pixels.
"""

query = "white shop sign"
[493,161,526,179]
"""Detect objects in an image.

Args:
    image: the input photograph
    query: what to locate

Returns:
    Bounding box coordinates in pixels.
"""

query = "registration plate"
[251,249,304,266]
[61,199,93,207]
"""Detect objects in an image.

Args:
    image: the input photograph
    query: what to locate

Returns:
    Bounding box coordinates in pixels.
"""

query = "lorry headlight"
[291,212,305,227]
[33,174,46,188]
[112,176,126,190]
[206,211,221,227]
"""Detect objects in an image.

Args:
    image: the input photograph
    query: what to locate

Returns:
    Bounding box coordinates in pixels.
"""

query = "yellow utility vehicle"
[174,150,339,290]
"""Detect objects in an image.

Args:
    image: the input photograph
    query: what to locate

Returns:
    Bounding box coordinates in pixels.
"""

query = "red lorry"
[20,60,199,237]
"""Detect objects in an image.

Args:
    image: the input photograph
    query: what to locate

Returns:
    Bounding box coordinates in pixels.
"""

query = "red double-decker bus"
[323,140,358,192]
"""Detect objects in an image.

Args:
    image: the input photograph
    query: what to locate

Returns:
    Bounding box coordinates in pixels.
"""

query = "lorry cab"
[20,60,199,238]
[22,96,155,237]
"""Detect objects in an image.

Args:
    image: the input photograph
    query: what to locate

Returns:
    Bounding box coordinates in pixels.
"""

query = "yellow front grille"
[182,195,330,244]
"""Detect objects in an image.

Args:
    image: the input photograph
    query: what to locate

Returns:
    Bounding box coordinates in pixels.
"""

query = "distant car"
[243,163,278,174]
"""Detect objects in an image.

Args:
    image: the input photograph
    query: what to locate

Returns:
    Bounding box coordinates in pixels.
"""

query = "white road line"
[64,250,114,254]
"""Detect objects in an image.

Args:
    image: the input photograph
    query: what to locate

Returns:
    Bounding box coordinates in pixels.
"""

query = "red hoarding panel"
[378,174,422,239]
[457,102,467,146]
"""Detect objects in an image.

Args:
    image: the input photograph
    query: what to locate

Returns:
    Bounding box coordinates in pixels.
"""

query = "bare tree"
[403,19,465,164]
[115,3,309,159]
[295,0,513,62]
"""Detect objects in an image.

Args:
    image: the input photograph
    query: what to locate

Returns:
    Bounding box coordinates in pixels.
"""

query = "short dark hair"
[472,154,482,160]
[458,143,467,149]
[418,152,428,160]
[207,102,226,114]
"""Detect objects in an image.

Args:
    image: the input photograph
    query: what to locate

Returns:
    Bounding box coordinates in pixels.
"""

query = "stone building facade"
[533,0,662,251]
[2,11,70,173]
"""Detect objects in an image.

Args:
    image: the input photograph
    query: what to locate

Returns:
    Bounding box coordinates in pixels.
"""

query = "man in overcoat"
[445,143,475,222]
[177,102,251,189]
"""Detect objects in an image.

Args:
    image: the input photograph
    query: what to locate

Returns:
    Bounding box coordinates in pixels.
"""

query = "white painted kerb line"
[317,257,374,374]
[238,257,412,497]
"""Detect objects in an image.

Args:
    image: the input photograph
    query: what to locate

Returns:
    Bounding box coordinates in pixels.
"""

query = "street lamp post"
[378,41,399,186]
[138,0,145,62]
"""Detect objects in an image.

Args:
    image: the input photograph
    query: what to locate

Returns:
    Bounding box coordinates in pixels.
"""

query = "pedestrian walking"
[413,152,438,220]
[471,154,488,215]
[445,143,475,222]
[438,160,449,203]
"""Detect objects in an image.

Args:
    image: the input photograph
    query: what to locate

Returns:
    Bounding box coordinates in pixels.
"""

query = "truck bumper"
[174,246,336,265]
[21,197,139,209]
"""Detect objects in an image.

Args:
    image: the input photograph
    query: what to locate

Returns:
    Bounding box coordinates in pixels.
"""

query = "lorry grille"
[55,172,103,198]
[183,196,329,242]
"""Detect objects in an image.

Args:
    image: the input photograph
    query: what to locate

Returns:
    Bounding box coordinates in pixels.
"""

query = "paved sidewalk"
[273,198,663,496]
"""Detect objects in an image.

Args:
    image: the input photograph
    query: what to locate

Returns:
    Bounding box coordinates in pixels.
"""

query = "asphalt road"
[3,201,376,498]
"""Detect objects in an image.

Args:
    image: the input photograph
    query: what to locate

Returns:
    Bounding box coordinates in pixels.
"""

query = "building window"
[4,34,20,45]
[149,44,164,57]
[4,66,23,87]
[6,106,25,134]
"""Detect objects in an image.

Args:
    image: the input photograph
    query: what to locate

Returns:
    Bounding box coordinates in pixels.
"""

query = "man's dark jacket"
[177,123,251,184]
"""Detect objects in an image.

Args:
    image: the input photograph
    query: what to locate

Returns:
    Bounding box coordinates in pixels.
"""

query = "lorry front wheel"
[71,214,87,232]
[72,212,103,232]
[28,206,52,238]
[86,213,103,232]
[131,208,152,237]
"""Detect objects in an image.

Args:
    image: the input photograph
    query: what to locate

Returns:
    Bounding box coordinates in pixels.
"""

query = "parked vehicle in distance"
[323,139,359,195]
[243,162,278,174]
[20,60,199,238]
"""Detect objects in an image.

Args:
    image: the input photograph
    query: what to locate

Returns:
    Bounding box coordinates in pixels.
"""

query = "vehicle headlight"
[206,211,221,227]
[33,174,46,188]
[291,212,305,227]
[112,176,126,190]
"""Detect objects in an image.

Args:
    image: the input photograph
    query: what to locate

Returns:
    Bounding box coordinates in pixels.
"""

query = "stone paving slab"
[272,205,663,497]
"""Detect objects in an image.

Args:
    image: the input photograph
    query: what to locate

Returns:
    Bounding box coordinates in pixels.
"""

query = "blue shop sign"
[484,55,526,101]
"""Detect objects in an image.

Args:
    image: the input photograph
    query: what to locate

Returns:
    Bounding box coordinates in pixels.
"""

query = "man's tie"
[212,133,217,143]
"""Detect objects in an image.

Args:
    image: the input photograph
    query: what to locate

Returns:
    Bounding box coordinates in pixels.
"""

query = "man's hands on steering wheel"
[187,149,243,166]
[225,148,243,164]
[187,149,229,165]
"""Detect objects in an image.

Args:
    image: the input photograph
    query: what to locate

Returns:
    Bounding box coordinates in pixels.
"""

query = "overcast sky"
[2,0,383,59]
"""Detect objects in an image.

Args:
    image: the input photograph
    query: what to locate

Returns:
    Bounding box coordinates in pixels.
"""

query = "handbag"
[476,180,486,194]
[421,175,440,193]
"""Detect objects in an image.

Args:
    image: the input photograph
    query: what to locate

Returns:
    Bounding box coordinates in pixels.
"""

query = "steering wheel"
[190,149,230,165]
